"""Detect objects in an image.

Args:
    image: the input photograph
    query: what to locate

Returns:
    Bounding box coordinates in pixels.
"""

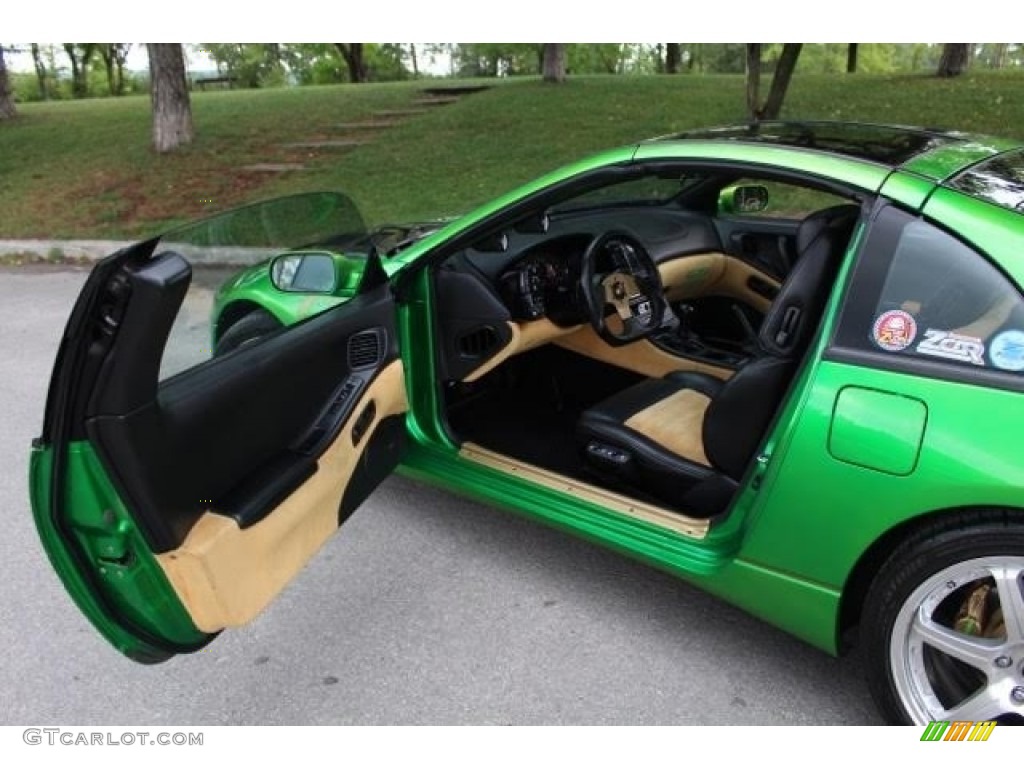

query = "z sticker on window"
[872,310,917,352]
[916,329,985,366]
[988,329,1024,371]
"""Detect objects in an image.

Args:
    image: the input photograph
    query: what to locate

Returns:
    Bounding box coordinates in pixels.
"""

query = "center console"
[649,330,748,369]
[650,303,751,370]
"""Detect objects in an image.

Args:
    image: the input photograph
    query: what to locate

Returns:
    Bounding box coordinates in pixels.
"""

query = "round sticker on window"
[988,329,1024,371]
[872,310,917,352]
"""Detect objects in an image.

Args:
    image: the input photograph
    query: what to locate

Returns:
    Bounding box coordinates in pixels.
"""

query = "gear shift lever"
[677,303,703,346]
[662,302,705,355]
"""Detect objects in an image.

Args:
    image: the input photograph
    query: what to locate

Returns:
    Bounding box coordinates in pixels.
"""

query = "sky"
[5,0,1019,47]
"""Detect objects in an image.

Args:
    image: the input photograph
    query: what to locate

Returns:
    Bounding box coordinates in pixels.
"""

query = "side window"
[728,178,847,219]
[156,193,369,381]
[834,206,1024,375]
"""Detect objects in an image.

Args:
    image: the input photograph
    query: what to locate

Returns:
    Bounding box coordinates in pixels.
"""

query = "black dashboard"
[496,233,590,326]
[448,206,723,325]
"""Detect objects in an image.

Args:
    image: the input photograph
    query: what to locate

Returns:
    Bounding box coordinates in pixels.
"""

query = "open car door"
[29,194,408,662]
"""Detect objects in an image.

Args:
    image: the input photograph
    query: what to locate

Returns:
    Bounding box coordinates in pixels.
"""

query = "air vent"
[348,329,384,370]
[457,326,499,358]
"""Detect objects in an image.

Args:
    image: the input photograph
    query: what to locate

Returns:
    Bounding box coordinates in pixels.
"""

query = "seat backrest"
[703,204,860,479]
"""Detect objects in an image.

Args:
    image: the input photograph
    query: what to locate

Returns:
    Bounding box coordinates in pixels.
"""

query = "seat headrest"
[758,204,860,358]
[796,203,861,256]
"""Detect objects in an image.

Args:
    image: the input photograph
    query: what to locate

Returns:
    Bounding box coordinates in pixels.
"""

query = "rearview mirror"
[719,184,769,215]
[269,252,338,293]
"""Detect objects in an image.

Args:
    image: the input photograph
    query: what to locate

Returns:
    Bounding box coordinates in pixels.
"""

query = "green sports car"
[30,121,1024,725]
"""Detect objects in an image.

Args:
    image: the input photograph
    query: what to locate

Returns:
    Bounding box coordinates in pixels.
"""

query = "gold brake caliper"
[953,583,1005,638]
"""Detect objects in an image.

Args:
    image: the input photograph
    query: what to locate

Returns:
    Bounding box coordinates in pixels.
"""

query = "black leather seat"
[577,204,860,517]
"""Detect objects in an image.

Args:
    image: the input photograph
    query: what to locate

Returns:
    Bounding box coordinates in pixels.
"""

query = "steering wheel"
[579,230,671,347]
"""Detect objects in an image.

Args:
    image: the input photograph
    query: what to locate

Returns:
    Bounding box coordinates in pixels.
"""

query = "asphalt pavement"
[0,266,881,725]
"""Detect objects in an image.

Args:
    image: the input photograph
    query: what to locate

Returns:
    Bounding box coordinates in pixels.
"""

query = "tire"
[214,309,282,357]
[861,510,1024,725]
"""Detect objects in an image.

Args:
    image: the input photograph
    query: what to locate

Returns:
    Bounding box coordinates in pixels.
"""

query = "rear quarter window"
[833,205,1024,377]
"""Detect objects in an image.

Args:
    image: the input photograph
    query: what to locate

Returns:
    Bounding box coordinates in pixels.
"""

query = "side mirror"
[269,252,338,293]
[719,184,769,215]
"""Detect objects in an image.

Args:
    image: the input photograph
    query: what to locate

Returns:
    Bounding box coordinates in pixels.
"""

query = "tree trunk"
[666,43,681,74]
[30,43,50,100]
[937,43,970,77]
[147,44,193,153]
[99,45,116,96]
[847,43,858,73]
[0,46,16,120]
[993,43,1008,69]
[542,43,567,83]
[113,56,125,95]
[334,43,367,83]
[64,44,82,97]
[760,43,802,119]
[409,43,419,77]
[63,43,96,98]
[745,44,761,120]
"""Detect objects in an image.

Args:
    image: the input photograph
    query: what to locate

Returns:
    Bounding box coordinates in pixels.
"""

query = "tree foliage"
[202,44,286,88]
[197,43,408,87]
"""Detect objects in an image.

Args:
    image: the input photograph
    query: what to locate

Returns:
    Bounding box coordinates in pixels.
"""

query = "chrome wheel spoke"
[991,564,1024,643]
[913,609,999,671]
[943,687,1006,723]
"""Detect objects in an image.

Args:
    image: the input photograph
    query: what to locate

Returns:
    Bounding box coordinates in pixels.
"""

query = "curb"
[0,239,132,263]
[0,240,274,268]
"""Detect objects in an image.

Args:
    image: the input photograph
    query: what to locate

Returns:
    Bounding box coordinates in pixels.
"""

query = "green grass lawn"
[3,72,1024,239]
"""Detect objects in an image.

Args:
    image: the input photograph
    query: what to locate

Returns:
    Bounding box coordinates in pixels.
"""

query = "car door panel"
[87,255,402,553]
[32,240,407,657]
[155,359,407,632]
[714,216,801,280]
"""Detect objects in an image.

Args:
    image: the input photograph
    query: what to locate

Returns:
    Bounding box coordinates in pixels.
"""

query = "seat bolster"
[577,415,715,484]
[663,370,724,399]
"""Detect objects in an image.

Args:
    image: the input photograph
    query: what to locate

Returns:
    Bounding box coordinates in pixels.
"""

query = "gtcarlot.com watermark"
[23,728,203,746]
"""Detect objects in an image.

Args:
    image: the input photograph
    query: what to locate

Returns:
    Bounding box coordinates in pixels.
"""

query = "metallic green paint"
[736,359,1024,596]
[923,186,1024,286]
[29,442,206,661]
[635,141,891,192]
[902,138,1020,182]
[877,171,934,212]
[210,250,364,342]
[828,387,927,476]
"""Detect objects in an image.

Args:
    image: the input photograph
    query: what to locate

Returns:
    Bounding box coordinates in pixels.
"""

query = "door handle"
[751,453,771,490]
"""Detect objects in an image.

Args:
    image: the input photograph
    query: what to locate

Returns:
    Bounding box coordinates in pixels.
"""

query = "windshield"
[157,192,369,265]
[550,173,702,214]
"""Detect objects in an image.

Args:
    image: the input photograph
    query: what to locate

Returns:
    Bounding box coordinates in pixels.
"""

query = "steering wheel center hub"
[581,230,669,347]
